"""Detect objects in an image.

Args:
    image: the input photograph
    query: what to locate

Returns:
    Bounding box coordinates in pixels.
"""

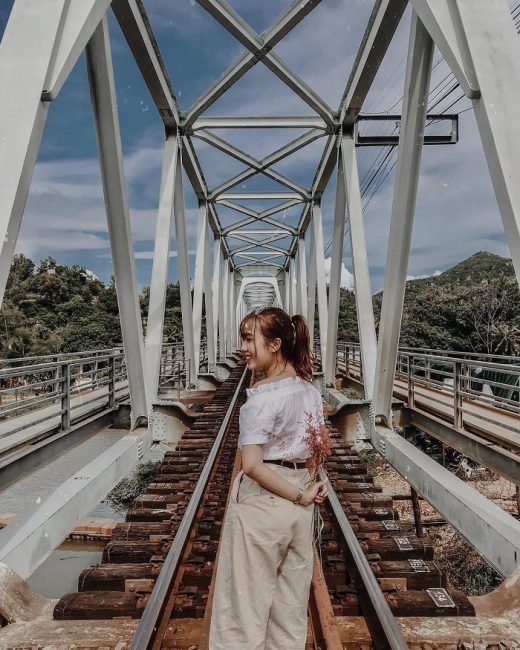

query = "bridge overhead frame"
[2,0,520,580]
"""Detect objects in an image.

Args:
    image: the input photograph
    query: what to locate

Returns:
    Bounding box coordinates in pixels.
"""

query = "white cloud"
[324,257,354,290]
[407,270,442,281]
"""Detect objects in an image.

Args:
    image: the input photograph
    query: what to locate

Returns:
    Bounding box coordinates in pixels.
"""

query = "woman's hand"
[301,479,328,506]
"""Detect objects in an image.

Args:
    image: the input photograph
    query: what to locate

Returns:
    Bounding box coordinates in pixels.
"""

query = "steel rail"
[129,366,248,650]
[322,469,408,649]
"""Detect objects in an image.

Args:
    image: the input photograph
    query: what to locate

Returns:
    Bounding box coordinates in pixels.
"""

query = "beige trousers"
[209,464,315,650]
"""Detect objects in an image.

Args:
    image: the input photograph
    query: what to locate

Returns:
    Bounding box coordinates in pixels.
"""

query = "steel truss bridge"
[1,0,520,647]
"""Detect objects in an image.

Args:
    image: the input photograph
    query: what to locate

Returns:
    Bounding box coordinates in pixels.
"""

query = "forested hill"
[1,251,518,359]
[338,252,519,355]
[0,255,183,358]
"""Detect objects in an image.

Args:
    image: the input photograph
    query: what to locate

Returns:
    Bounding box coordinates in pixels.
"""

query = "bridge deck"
[341,362,519,453]
[0,380,129,460]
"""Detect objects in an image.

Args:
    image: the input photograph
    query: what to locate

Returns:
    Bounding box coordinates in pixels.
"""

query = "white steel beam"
[192,116,328,130]
[86,17,148,423]
[0,0,67,305]
[186,0,321,126]
[222,261,229,359]
[324,141,346,387]
[203,222,216,365]
[144,136,179,403]
[173,145,196,385]
[192,203,209,374]
[307,223,317,338]
[212,239,222,357]
[227,268,236,353]
[312,203,328,366]
[43,0,112,100]
[210,129,324,199]
[340,0,408,126]
[197,0,333,123]
[342,135,378,399]
[410,0,480,100]
[290,257,297,315]
[298,236,308,319]
[185,0,321,126]
[295,251,302,314]
[284,268,290,312]
[373,12,434,425]
[452,0,520,286]
[217,192,304,201]
[194,130,308,198]
[111,0,179,128]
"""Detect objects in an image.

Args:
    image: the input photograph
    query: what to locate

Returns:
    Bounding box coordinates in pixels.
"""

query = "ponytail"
[290,314,313,382]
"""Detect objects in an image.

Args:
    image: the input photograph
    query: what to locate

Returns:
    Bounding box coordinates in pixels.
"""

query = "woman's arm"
[241,444,327,505]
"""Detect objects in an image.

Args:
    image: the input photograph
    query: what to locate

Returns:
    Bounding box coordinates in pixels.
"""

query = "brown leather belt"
[264,459,307,469]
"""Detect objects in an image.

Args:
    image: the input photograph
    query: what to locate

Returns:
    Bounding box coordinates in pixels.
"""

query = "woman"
[209,306,329,650]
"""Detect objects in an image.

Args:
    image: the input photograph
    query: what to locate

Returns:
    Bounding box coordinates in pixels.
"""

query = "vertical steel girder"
[144,136,179,402]
[204,225,216,366]
[227,266,235,353]
[455,0,520,286]
[410,0,520,286]
[307,223,317,341]
[373,12,434,425]
[220,256,228,361]
[218,248,227,361]
[86,16,148,423]
[192,203,209,374]
[342,136,378,399]
[324,142,346,387]
[297,237,308,319]
[212,238,222,355]
[312,204,329,371]
[173,144,196,385]
[289,257,297,315]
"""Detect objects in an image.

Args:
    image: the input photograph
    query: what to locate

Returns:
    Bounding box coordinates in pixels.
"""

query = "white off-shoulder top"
[238,376,325,461]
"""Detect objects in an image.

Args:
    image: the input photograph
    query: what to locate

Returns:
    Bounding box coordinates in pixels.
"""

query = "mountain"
[339,252,519,355]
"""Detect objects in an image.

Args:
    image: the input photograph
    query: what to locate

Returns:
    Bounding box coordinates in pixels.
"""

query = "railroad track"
[53,364,475,648]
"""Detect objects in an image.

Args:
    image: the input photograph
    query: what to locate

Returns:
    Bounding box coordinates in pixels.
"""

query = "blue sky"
[0,1,514,292]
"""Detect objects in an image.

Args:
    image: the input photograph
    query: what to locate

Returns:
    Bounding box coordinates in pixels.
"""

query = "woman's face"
[240,320,276,371]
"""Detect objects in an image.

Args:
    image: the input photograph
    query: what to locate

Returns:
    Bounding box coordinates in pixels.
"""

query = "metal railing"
[333,341,519,436]
[0,351,128,439]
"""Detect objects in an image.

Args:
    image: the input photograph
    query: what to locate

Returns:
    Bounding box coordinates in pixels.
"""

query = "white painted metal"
[212,238,222,353]
[342,135,378,399]
[172,143,196,385]
[373,12,434,425]
[307,223,317,338]
[312,204,329,376]
[227,266,235,353]
[372,425,520,577]
[0,428,150,579]
[193,116,327,130]
[297,237,308,319]
[43,0,112,100]
[144,136,179,403]
[204,224,216,365]
[86,17,148,423]
[192,203,209,374]
[217,250,226,362]
[284,269,290,312]
[294,249,302,314]
[325,140,346,387]
[454,0,520,286]
[410,0,479,99]
[222,260,229,360]
[290,257,297,315]
[0,0,66,305]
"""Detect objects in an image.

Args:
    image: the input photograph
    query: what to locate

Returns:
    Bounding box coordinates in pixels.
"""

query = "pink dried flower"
[302,410,331,475]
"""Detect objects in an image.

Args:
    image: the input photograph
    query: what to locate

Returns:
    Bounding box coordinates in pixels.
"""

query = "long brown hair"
[239,307,313,382]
